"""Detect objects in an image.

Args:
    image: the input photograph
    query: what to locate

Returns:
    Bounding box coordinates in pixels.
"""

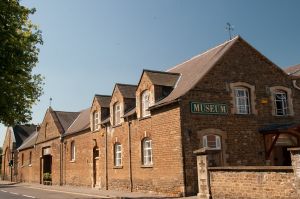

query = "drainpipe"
[105,125,108,190]
[59,136,63,186]
[128,119,133,192]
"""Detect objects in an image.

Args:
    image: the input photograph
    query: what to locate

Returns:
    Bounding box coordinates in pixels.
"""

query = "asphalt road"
[0,183,107,199]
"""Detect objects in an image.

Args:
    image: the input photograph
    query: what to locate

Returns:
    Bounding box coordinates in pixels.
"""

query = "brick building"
[2,36,300,196]
[2,124,36,181]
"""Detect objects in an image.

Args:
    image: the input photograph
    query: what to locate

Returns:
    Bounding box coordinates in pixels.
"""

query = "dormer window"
[93,111,100,131]
[141,90,150,117]
[114,102,121,125]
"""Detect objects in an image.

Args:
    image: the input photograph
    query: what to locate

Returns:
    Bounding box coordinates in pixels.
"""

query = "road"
[0,183,108,199]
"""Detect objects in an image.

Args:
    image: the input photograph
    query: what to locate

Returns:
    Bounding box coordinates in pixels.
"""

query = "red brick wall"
[63,129,105,187]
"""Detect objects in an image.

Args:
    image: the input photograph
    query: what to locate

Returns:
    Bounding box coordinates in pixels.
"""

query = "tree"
[0,0,43,126]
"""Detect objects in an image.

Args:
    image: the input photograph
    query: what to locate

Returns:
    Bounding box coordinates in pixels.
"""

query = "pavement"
[0,180,198,199]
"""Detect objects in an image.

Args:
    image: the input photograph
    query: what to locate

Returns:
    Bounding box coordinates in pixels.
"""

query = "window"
[93,111,100,131]
[235,87,250,114]
[45,123,48,139]
[70,141,76,161]
[114,143,122,166]
[141,90,150,117]
[142,138,153,166]
[114,103,121,125]
[93,147,99,159]
[21,153,24,166]
[274,91,288,116]
[203,135,221,149]
[29,151,32,165]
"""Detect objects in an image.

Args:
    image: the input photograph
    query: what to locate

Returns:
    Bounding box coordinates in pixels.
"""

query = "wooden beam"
[266,133,280,160]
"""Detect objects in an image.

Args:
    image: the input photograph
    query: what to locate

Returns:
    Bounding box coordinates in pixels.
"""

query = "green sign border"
[190,102,228,115]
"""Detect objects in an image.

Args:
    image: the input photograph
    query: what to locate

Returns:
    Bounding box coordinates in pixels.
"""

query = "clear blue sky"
[1,0,300,145]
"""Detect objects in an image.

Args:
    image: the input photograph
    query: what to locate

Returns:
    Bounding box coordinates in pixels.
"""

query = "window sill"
[92,129,100,133]
[113,166,123,169]
[69,160,76,163]
[139,116,151,121]
[112,124,122,128]
[273,114,294,117]
[141,165,153,168]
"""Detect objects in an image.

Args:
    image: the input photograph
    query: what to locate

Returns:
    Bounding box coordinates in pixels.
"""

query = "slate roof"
[144,70,180,87]
[53,110,80,132]
[101,116,110,124]
[64,108,91,136]
[123,107,136,118]
[284,64,300,76]
[95,95,111,108]
[115,84,137,99]
[13,124,37,148]
[150,36,241,109]
[17,131,38,151]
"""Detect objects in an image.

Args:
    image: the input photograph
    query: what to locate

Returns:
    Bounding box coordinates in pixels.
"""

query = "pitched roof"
[53,110,80,132]
[115,83,137,99]
[17,131,38,151]
[284,64,300,76]
[64,108,91,136]
[144,70,180,87]
[95,95,111,108]
[150,36,240,109]
[101,116,110,124]
[123,107,136,118]
[13,124,37,148]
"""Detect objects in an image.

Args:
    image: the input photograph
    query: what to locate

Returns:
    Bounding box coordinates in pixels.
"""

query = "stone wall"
[209,167,297,199]
[290,148,300,198]
[180,38,300,195]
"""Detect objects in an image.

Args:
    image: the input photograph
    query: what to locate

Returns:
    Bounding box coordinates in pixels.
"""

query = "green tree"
[0,0,43,126]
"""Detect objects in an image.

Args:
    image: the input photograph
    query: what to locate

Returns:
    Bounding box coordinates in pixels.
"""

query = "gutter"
[148,99,181,111]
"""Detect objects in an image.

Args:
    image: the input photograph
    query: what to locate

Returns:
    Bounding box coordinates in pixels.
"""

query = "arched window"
[45,123,48,139]
[114,143,122,166]
[113,102,121,125]
[141,90,150,117]
[274,90,288,116]
[21,153,24,166]
[234,87,250,114]
[70,141,76,161]
[142,138,153,166]
[93,111,100,131]
[93,146,99,159]
[203,135,221,149]
[29,151,32,165]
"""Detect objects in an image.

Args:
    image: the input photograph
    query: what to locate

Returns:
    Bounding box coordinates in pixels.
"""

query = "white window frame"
[142,138,153,166]
[70,141,76,161]
[93,111,100,131]
[141,90,150,117]
[235,87,250,114]
[203,135,221,150]
[114,143,122,166]
[114,103,121,125]
[274,91,288,116]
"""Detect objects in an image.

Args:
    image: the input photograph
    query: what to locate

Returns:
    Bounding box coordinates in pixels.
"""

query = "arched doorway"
[92,146,99,187]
